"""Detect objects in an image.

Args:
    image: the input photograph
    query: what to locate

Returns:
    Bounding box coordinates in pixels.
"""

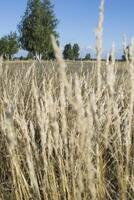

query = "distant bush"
[84,53,91,60]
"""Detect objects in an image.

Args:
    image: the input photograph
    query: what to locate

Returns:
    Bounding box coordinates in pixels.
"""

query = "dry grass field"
[0,56,134,200]
[1,0,134,199]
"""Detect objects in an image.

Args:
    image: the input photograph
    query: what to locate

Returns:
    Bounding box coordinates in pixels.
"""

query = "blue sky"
[0,0,134,58]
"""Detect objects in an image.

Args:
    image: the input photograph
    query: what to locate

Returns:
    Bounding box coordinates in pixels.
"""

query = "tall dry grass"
[1,0,134,199]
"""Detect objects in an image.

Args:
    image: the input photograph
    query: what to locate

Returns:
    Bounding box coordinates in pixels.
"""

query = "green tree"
[42,39,59,60]
[0,36,8,59]
[7,32,19,60]
[27,52,35,60]
[41,0,59,59]
[63,44,73,60]
[73,43,80,60]
[84,53,91,60]
[19,0,58,60]
[0,32,19,60]
[19,0,43,59]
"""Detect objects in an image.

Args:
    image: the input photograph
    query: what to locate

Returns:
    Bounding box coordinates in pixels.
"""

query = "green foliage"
[84,53,91,60]
[0,32,19,60]
[63,43,80,60]
[63,43,73,60]
[27,52,35,60]
[19,0,44,58]
[41,0,59,59]
[7,32,20,60]
[0,37,8,59]
[19,0,58,59]
[73,43,80,60]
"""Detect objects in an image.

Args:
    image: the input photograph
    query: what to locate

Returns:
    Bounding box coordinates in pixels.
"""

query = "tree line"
[62,43,91,60]
[0,0,58,60]
[0,0,99,61]
[0,0,130,61]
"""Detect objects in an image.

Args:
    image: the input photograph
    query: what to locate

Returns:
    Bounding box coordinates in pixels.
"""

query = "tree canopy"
[0,32,19,60]
[18,0,58,59]
[84,53,91,60]
[73,44,80,60]
[63,43,80,60]
[63,44,73,60]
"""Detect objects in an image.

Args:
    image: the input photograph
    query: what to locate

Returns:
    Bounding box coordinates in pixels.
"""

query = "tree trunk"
[35,52,42,60]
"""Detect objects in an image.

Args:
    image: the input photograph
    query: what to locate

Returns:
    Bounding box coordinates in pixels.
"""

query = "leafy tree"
[0,36,9,59]
[84,53,91,60]
[63,43,80,60]
[41,0,59,59]
[42,39,59,60]
[19,0,58,60]
[7,32,19,60]
[27,52,35,60]
[72,43,80,60]
[0,32,19,60]
[63,44,73,60]
[19,0,43,59]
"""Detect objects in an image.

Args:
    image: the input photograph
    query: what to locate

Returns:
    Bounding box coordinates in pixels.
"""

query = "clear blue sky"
[0,0,134,58]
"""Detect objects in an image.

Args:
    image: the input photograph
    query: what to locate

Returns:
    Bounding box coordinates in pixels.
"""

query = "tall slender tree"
[19,0,43,59]
[41,0,59,59]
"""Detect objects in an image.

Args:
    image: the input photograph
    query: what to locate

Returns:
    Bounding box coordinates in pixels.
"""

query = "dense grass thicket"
[0,58,134,200]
